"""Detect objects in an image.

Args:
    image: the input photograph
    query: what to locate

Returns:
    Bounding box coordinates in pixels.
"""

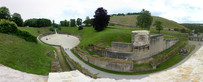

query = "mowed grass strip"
[0,33,55,75]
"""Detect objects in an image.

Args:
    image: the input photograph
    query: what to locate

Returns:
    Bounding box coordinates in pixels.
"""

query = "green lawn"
[0,33,55,75]
[18,27,52,37]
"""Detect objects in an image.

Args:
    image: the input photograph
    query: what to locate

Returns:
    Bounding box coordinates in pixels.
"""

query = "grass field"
[18,27,52,37]
[0,33,55,75]
[110,15,188,30]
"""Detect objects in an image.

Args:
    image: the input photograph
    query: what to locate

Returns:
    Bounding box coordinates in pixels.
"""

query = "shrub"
[49,27,54,32]
[16,30,37,42]
[0,19,37,42]
[0,19,18,33]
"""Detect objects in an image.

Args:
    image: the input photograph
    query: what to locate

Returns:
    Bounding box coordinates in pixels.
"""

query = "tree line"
[24,18,51,27]
[110,12,140,16]
[181,24,203,33]
[60,17,93,27]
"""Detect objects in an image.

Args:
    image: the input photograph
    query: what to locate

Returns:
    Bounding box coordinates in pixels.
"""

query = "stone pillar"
[131,30,150,52]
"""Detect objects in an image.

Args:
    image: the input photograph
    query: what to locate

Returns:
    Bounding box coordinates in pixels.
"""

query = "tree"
[0,7,11,20]
[11,13,23,26]
[83,16,92,26]
[76,18,82,26]
[92,7,110,31]
[60,19,69,26]
[70,19,76,27]
[136,9,153,29]
[64,20,69,26]
[153,21,163,34]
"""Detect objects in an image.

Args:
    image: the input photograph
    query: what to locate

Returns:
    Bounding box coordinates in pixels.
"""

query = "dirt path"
[54,46,71,71]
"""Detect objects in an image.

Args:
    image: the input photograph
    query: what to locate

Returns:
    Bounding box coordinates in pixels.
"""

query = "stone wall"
[106,51,133,60]
[105,34,179,61]
[73,47,133,72]
[110,42,133,52]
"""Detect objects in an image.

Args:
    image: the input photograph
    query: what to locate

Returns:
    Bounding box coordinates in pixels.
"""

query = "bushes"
[0,19,18,33]
[16,30,37,42]
[0,19,37,42]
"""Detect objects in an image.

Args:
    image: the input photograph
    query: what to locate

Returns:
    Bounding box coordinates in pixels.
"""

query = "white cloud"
[1,0,203,23]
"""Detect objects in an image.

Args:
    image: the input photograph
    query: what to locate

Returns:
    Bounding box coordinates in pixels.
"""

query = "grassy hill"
[110,15,187,30]
[0,33,55,75]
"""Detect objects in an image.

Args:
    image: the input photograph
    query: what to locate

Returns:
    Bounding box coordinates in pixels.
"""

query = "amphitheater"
[0,30,203,82]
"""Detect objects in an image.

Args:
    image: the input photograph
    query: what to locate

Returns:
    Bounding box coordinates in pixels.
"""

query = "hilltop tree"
[92,7,110,31]
[11,13,23,26]
[70,19,76,27]
[153,21,163,34]
[0,6,11,20]
[136,9,153,29]
[76,18,82,26]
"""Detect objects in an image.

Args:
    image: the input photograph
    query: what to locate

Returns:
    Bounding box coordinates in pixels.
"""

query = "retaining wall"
[111,42,133,52]
[105,34,179,61]
[73,47,133,72]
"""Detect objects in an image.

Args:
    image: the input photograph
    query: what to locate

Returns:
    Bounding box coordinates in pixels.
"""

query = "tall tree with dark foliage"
[92,7,110,31]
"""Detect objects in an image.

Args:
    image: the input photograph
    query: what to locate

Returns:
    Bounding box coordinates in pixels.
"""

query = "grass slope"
[0,33,55,75]
[18,27,52,37]
[59,26,182,47]
[110,15,187,29]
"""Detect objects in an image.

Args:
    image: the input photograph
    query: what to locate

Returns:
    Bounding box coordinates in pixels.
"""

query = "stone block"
[132,30,150,47]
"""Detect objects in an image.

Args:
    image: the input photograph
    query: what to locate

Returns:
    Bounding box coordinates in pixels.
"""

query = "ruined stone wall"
[164,39,179,49]
[105,34,179,61]
[110,42,133,52]
[149,34,165,57]
[73,48,133,72]
[106,51,133,60]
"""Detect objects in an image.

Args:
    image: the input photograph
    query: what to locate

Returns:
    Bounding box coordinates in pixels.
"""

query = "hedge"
[0,19,37,42]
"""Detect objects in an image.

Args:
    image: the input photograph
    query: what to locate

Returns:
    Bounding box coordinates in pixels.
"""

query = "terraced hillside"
[110,15,187,30]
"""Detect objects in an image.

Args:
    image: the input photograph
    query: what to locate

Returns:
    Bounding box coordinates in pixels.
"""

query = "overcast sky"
[1,0,202,23]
